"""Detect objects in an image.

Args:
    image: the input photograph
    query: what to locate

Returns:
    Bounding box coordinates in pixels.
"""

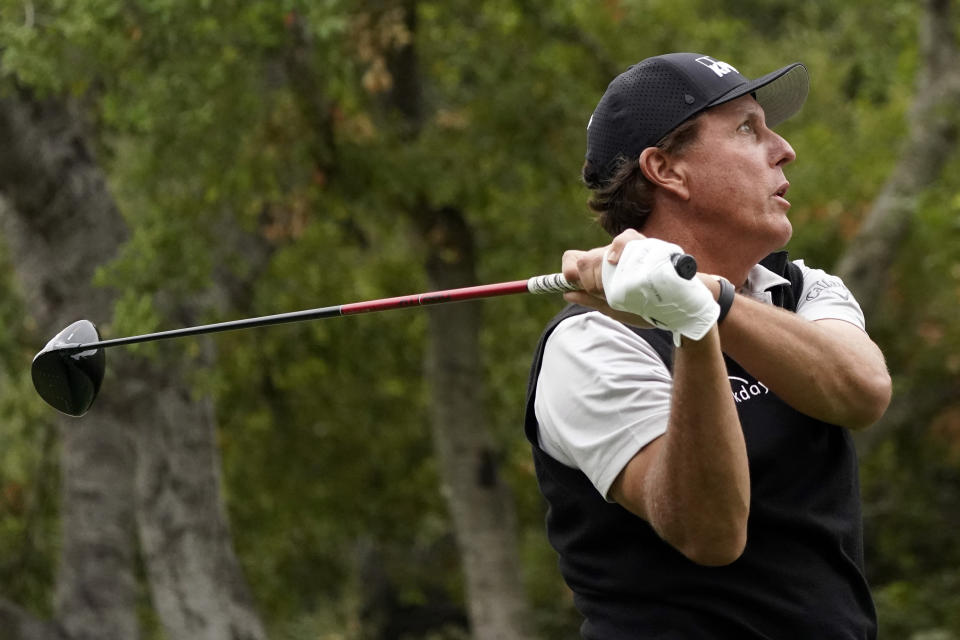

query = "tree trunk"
[0,89,141,640]
[281,5,537,635]
[377,2,535,635]
[834,0,960,454]
[421,207,535,640]
[132,372,266,640]
[0,86,264,640]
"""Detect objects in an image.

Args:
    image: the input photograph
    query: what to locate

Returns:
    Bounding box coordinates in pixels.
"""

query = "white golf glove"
[602,238,719,346]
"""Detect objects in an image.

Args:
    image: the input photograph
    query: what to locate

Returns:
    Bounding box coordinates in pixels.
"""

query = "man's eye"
[738,121,754,133]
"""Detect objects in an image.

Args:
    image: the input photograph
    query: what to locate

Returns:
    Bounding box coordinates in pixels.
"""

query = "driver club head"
[31,320,105,417]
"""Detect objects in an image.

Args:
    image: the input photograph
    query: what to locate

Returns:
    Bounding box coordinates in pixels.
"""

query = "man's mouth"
[773,182,790,205]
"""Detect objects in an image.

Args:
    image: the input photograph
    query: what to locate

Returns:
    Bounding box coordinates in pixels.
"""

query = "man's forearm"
[658,328,751,564]
[612,327,750,566]
[718,293,891,430]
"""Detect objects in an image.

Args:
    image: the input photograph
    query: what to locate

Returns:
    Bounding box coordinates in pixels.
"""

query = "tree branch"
[282,10,338,175]
[919,0,957,81]
[835,0,960,318]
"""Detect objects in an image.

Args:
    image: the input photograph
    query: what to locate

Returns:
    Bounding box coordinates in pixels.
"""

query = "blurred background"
[0,1,958,639]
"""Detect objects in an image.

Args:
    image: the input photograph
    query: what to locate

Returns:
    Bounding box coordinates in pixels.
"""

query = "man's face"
[674,95,796,254]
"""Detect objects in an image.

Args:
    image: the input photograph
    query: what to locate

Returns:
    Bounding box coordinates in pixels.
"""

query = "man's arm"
[562,244,750,566]
[559,231,891,564]
[718,297,891,430]
[609,326,750,566]
[563,232,892,431]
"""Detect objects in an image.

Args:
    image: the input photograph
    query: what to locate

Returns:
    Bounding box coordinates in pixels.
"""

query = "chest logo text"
[729,376,770,403]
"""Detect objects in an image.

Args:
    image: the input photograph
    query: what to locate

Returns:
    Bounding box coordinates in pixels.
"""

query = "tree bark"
[0,86,264,640]
[421,207,535,640]
[132,376,266,640]
[0,596,68,640]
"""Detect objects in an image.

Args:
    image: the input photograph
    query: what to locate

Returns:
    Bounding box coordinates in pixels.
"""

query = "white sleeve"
[534,311,672,501]
[793,260,866,330]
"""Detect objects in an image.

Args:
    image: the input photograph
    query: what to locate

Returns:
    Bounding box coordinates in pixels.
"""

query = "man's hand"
[602,238,719,344]
[562,230,721,344]
[562,230,656,327]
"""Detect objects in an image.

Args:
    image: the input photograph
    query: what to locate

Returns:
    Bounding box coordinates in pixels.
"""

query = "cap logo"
[695,56,738,78]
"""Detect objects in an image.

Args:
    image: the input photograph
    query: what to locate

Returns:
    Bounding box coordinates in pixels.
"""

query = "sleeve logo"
[805,277,851,301]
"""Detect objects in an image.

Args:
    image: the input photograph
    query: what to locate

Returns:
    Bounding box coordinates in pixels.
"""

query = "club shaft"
[57,252,697,354]
[60,275,574,353]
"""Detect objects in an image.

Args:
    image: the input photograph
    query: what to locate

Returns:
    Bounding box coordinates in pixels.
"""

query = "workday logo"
[729,376,769,404]
[695,56,739,78]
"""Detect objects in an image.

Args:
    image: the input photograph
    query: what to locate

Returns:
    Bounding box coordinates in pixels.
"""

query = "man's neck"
[642,210,772,288]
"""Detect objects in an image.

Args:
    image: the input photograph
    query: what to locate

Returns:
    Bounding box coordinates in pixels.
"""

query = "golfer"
[524,53,891,638]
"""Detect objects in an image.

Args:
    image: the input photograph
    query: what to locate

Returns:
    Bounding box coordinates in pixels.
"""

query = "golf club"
[32,254,697,417]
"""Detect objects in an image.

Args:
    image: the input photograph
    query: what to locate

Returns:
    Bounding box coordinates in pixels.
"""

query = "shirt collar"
[739,263,791,302]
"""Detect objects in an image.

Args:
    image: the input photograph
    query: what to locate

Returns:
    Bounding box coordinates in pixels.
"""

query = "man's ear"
[638,147,689,200]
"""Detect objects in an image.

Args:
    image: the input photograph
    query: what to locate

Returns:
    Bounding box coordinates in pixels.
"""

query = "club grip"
[671,253,698,280]
[527,253,697,294]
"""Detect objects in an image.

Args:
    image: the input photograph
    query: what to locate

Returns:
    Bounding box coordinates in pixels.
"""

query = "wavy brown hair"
[582,116,703,236]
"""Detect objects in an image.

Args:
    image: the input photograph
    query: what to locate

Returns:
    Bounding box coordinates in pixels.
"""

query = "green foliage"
[863,435,960,638]
[1,0,959,636]
[879,158,960,376]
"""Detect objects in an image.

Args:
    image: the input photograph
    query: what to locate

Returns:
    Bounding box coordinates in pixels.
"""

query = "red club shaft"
[341,280,531,315]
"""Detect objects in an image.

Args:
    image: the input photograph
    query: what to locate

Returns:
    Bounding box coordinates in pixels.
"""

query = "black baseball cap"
[584,52,809,186]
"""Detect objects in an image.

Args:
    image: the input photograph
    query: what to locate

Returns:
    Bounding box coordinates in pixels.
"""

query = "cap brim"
[707,63,809,128]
